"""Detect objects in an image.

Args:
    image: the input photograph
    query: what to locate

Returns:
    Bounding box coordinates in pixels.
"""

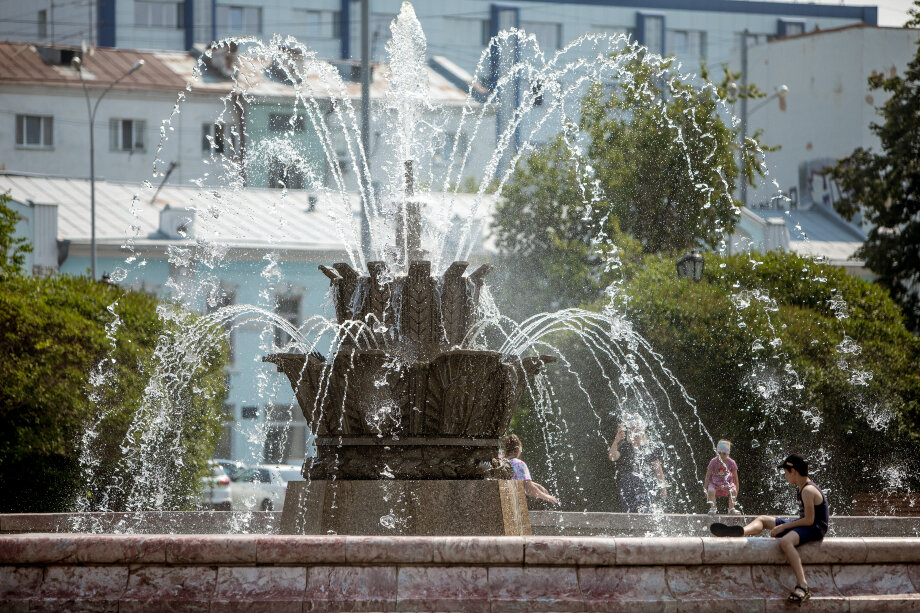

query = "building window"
[590,24,635,40]
[207,287,236,364]
[214,405,233,458]
[268,158,305,189]
[241,406,258,419]
[667,30,688,55]
[38,10,47,38]
[216,5,261,34]
[637,13,664,55]
[15,114,53,148]
[666,29,707,57]
[274,294,301,347]
[298,9,340,39]
[442,131,470,162]
[778,19,806,38]
[521,21,562,51]
[268,113,305,133]
[735,31,771,50]
[264,404,308,464]
[202,122,236,154]
[135,1,182,28]
[110,119,145,152]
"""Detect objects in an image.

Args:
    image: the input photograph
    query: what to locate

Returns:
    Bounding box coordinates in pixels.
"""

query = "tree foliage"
[826,9,920,332]
[0,196,229,512]
[510,251,920,513]
[0,192,31,280]
[492,54,770,314]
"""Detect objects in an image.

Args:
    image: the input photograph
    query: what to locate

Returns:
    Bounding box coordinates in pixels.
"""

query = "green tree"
[0,192,31,279]
[511,251,920,513]
[492,54,770,315]
[0,196,229,512]
[825,4,920,332]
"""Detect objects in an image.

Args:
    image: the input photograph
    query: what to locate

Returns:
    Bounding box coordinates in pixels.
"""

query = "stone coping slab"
[6,510,920,538]
[1,534,919,567]
[530,511,920,538]
[0,511,280,534]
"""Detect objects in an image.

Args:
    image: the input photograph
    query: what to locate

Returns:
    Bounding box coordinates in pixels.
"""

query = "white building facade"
[742,25,920,215]
[0,42,495,191]
[1,0,877,75]
[727,25,920,274]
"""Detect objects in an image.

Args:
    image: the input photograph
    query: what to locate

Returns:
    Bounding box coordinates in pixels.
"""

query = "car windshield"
[280,469,302,482]
[210,466,227,477]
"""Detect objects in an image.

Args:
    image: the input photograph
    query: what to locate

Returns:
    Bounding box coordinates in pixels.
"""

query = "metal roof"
[0,43,188,93]
[0,42,474,105]
[746,204,866,263]
[0,173,496,255]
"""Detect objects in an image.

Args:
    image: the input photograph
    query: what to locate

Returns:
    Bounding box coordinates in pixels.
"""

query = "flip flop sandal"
[709,522,744,537]
[787,585,811,603]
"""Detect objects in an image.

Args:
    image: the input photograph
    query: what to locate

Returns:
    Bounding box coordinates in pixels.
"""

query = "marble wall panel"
[616,537,703,565]
[396,566,489,612]
[488,566,584,612]
[578,566,675,613]
[666,564,763,613]
[525,537,616,566]
[256,535,346,564]
[303,565,397,611]
[166,535,258,564]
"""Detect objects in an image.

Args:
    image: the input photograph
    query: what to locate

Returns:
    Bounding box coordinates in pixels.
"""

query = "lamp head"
[778,84,789,96]
[676,249,705,282]
[71,56,82,71]
[128,59,145,75]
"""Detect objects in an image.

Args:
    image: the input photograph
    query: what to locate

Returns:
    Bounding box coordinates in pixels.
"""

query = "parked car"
[213,459,248,482]
[200,461,232,510]
[230,464,303,512]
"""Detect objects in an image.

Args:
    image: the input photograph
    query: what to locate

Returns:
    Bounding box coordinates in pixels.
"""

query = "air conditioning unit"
[159,205,196,239]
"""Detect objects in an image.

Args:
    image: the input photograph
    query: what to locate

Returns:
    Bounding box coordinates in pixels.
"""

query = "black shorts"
[774,517,825,545]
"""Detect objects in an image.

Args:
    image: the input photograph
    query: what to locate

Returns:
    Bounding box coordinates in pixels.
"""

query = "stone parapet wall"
[2,534,920,610]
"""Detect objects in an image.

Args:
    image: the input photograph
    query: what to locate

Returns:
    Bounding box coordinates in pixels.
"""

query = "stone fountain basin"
[2,530,920,610]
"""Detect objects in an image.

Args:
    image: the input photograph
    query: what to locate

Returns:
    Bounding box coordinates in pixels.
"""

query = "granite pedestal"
[280,479,532,536]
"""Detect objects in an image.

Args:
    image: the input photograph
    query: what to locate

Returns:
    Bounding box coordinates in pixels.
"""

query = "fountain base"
[280,479,532,536]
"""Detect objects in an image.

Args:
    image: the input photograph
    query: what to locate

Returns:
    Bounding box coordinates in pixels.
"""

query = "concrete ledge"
[1,535,919,610]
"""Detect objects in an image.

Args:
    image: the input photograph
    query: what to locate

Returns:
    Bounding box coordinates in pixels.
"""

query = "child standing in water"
[704,440,740,514]
[503,434,559,505]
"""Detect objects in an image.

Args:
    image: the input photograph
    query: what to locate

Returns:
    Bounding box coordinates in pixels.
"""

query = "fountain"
[266,161,556,535]
[1,2,920,609]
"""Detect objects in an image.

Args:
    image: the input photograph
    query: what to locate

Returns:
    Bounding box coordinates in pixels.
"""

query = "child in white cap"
[703,439,739,514]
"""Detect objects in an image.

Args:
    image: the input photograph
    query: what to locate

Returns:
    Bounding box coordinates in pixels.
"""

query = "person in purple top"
[502,434,559,505]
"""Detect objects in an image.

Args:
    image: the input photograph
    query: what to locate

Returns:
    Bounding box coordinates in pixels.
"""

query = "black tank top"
[797,480,829,534]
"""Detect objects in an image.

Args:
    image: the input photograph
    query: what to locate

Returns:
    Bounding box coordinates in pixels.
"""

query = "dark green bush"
[0,195,228,512]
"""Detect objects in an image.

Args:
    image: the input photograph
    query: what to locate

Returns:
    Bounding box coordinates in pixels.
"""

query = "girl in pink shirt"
[705,439,740,514]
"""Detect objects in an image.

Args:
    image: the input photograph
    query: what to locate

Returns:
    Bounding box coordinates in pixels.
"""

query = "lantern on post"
[676,250,704,282]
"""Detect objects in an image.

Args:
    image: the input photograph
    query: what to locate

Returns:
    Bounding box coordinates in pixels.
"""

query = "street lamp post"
[738,29,788,209]
[72,56,145,280]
